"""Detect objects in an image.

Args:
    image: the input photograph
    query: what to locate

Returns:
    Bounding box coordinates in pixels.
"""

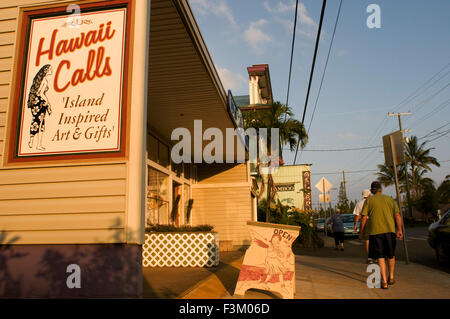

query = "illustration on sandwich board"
[234,221,300,299]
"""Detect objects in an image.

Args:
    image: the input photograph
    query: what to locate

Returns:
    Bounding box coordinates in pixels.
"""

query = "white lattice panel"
[142,232,220,267]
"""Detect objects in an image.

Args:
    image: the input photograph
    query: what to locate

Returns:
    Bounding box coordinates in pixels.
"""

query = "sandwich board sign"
[234,221,300,299]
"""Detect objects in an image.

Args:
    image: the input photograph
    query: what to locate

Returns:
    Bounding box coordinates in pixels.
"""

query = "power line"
[418,122,450,139]
[409,98,450,128]
[394,61,450,113]
[348,61,450,171]
[408,82,450,114]
[311,169,377,175]
[293,0,327,164]
[283,0,299,123]
[297,0,343,162]
[426,129,450,142]
[284,145,381,152]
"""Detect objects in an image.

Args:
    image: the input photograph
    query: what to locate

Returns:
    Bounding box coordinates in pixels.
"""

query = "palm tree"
[436,175,450,204]
[243,101,308,160]
[243,101,308,222]
[377,163,407,192]
[405,136,440,200]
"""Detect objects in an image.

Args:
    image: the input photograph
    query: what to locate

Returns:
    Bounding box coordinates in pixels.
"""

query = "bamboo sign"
[234,221,300,299]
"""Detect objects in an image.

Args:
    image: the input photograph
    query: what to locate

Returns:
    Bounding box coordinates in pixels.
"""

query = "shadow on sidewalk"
[296,258,367,284]
[205,251,244,296]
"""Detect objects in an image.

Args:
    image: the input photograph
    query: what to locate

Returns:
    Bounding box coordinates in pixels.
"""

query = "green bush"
[257,199,324,248]
[145,224,214,233]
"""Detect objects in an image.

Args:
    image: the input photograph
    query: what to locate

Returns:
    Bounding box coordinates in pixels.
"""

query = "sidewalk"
[143,236,450,299]
[142,251,244,299]
[223,235,450,299]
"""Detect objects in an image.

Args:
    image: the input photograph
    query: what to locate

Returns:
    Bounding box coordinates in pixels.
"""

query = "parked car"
[315,218,326,232]
[428,209,450,264]
[325,217,332,235]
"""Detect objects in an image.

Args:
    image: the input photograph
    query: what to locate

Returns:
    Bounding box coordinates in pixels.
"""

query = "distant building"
[234,64,273,111]
[261,165,313,211]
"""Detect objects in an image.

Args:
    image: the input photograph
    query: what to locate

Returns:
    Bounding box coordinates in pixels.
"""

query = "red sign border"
[4,0,133,166]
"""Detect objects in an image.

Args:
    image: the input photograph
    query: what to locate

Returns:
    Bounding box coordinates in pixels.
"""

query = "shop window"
[147,133,170,169]
[173,162,183,178]
[184,184,193,225]
[159,143,170,168]
[147,167,169,225]
[147,134,158,163]
[184,163,191,180]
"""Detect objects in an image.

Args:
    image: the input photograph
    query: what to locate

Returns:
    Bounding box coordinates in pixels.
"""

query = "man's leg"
[388,257,395,281]
[365,240,369,256]
[378,257,387,284]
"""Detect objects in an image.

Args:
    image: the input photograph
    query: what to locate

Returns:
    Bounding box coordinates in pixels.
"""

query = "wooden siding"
[0,1,129,245]
[197,163,248,184]
[0,163,127,244]
[191,185,252,247]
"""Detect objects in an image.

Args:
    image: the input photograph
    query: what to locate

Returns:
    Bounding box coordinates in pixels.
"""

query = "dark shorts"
[369,233,396,259]
[333,232,344,245]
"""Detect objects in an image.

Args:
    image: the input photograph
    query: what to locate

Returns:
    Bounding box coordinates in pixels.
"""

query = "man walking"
[353,189,372,263]
[360,181,403,289]
[330,209,345,251]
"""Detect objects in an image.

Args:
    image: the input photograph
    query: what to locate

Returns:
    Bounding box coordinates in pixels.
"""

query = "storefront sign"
[6,0,131,164]
[234,221,300,299]
[302,171,312,210]
[275,183,295,192]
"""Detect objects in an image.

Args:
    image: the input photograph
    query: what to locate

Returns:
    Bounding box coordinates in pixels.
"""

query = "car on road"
[325,214,360,237]
[325,217,332,235]
[315,218,326,232]
[343,214,360,237]
[428,208,450,264]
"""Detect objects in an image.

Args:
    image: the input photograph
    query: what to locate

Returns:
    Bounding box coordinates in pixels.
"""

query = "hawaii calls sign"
[7,1,131,164]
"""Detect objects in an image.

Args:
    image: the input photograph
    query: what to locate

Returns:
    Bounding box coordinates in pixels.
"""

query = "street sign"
[383,130,405,167]
[315,177,332,193]
[319,193,330,203]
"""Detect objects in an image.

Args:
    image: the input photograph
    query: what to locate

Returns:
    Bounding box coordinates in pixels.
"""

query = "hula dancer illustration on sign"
[252,230,290,294]
[234,222,300,299]
[27,64,53,151]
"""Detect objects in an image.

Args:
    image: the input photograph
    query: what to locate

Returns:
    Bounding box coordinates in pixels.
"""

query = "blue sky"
[188,0,450,204]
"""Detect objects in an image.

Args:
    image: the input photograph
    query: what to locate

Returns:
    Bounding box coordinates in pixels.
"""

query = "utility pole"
[388,112,413,219]
[389,134,410,264]
[342,170,347,199]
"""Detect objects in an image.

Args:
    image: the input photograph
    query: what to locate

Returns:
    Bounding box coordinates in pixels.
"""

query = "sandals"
[381,281,389,289]
[388,278,396,285]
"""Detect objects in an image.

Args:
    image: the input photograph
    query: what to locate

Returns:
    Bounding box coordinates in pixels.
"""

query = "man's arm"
[360,215,368,234]
[354,215,361,231]
[395,212,403,239]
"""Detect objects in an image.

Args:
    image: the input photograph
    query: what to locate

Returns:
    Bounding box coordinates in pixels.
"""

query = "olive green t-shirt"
[361,193,399,235]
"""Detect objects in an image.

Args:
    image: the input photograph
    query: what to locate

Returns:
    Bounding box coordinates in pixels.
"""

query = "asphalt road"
[295,226,449,274]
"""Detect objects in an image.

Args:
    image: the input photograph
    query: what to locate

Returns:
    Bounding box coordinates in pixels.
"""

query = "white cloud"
[189,0,237,27]
[265,1,318,40]
[216,65,247,93]
[244,19,272,52]
[298,3,316,27]
[263,0,295,14]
